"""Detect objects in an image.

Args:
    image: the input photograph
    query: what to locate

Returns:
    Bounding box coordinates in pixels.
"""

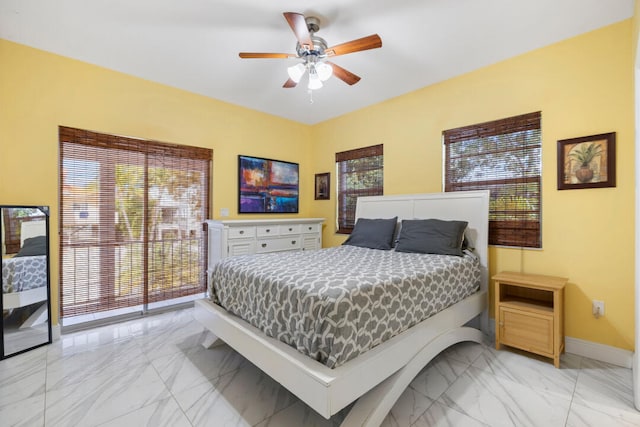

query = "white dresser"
[205,218,324,269]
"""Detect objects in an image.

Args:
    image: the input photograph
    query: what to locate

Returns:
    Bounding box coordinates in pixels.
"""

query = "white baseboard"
[488,319,632,369]
[52,324,61,341]
[565,336,632,368]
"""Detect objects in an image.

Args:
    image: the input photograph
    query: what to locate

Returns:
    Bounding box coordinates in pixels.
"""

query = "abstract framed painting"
[238,155,299,213]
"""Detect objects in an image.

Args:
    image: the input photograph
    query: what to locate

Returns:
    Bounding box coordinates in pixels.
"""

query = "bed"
[195,191,489,426]
[2,220,48,316]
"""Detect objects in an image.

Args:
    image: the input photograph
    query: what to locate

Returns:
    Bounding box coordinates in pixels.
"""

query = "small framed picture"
[314,172,330,200]
[557,132,616,190]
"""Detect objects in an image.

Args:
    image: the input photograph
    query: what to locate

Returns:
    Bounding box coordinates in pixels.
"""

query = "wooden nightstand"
[493,271,568,368]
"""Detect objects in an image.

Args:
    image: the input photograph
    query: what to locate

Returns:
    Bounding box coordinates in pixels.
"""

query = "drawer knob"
[261,243,267,248]
[266,229,271,233]
[308,226,312,230]
[289,228,293,231]
[239,230,244,234]
[291,240,296,245]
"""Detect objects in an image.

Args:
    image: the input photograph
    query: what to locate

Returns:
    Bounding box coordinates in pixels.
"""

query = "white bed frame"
[194,191,490,426]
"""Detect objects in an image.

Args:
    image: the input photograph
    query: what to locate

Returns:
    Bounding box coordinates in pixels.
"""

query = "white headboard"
[21,220,46,246]
[355,191,490,295]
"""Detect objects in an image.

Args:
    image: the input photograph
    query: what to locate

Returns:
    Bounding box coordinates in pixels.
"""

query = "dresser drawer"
[228,226,255,239]
[256,225,279,237]
[255,237,301,253]
[301,223,320,234]
[279,224,301,235]
[499,307,553,356]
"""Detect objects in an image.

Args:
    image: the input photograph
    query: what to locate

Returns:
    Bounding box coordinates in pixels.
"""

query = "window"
[335,144,383,233]
[59,126,212,320]
[443,112,541,248]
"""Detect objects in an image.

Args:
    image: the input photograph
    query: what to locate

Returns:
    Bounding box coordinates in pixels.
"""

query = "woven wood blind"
[59,126,212,318]
[335,144,383,234]
[444,112,542,248]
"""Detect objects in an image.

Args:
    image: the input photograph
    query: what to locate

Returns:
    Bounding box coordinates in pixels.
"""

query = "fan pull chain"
[308,89,314,104]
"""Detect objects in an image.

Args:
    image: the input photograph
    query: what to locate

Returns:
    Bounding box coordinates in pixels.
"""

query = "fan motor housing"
[305,16,320,33]
[296,36,328,58]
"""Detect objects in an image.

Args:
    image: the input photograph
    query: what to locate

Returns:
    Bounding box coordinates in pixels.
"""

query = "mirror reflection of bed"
[1,207,51,357]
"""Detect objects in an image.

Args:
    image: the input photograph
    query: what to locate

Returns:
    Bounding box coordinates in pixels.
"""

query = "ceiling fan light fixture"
[316,62,333,81]
[287,63,306,83]
[308,67,323,90]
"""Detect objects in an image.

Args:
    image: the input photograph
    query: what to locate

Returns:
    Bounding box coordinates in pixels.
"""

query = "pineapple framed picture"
[557,132,616,190]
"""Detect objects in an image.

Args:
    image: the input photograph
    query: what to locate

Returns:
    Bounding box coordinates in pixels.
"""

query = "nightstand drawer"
[256,237,301,253]
[499,307,553,355]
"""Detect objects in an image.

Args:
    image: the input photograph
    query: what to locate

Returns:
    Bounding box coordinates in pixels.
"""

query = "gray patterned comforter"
[2,255,47,294]
[210,245,480,368]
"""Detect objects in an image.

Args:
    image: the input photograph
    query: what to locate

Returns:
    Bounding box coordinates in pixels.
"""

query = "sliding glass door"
[59,127,211,323]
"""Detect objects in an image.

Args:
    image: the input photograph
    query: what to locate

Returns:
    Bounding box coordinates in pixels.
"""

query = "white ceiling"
[0,0,634,125]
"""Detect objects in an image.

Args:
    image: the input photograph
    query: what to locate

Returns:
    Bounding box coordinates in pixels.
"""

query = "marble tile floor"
[1,307,639,427]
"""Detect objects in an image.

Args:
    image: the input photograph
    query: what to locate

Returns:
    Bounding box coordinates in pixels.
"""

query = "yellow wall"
[0,19,635,351]
[636,1,640,65]
[311,21,635,350]
[0,39,312,324]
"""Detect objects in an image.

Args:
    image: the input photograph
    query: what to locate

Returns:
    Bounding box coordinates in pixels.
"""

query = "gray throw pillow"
[395,219,468,256]
[15,235,47,257]
[343,217,398,250]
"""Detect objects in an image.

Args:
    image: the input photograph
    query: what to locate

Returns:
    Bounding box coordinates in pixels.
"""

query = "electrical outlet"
[592,300,605,318]
[220,208,229,217]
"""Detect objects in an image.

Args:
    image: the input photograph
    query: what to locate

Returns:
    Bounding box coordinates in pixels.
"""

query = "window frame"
[443,112,542,248]
[335,144,384,234]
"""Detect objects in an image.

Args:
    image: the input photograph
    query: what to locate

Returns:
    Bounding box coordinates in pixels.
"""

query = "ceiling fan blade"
[328,62,361,85]
[283,78,298,88]
[239,52,296,59]
[283,12,314,50]
[326,34,382,57]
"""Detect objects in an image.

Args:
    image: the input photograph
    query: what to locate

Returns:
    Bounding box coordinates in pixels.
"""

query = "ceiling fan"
[239,12,382,90]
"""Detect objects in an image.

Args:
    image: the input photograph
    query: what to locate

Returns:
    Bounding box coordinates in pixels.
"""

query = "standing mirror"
[1,206,52,358]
